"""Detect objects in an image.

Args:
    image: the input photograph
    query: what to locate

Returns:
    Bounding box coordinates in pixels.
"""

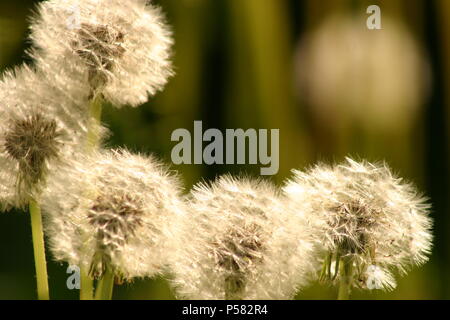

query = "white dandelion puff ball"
[283,157,433,291]
[0,65,99,209]
[170,175,317,300]
[295,14,430,132]
[30,0,174,107]
[42,149,184,281]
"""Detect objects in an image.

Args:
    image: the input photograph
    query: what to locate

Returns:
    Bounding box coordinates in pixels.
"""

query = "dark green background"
[0,0,449,299]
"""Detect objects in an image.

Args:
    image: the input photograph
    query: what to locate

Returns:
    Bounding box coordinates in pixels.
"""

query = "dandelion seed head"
[87,192,145,279]
[42,149,184,281]
[31,0,174,106]
[170,175,316,300]
[4,113,62,192]
[283,157,433,290]
[73,23,126,91]
[0,65,98,209]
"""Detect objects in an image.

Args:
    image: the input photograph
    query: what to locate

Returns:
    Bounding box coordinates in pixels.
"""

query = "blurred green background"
[0,0,449,299]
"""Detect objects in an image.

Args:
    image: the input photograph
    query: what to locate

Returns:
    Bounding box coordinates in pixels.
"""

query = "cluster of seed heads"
[39,154,432,299]
[1,0,176,284]
[0,0,433,301]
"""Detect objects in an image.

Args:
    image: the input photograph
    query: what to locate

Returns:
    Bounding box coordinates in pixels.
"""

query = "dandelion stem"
[80,266,94,300]
[319,252,332,282]
[337,256,353,300]
[332,252,341,281]
[94,276,103,300]
[80,95,103,299]
[87,94,103,150]
[29,198,50,300]
[96,268,115,300]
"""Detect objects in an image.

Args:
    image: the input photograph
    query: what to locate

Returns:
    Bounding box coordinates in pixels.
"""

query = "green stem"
[319,252,332,282]
[87,95,103,151]
[337,256,353,300]
[80,265,94,300]
[29,199,49,300]
[94,277,104,300]
[332,252,341,281]
[80,95,103,300]
[95,268,114,300]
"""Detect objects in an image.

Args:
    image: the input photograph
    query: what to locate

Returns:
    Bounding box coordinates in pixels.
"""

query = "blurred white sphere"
[296,14,431,131]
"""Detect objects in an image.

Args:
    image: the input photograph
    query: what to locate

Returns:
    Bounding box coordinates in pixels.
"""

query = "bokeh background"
[0,0,449,299]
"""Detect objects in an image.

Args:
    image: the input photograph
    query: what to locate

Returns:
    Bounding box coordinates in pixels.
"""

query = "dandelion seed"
[30,0,174,107]
[363,264,396,291]
[170,175,316,300]
[283,157,433,293]
[42,149,184,282]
